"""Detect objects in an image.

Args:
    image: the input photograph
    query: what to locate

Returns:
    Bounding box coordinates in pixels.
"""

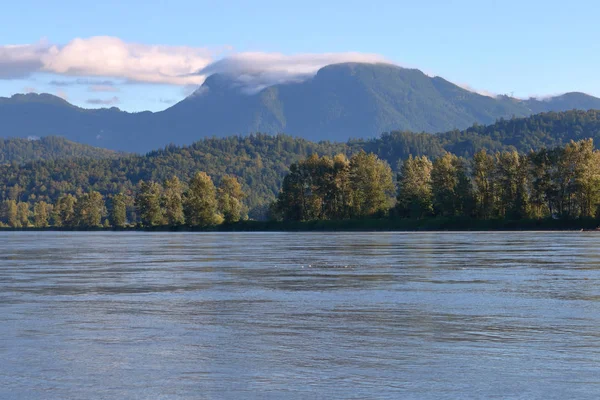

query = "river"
[1,232,599,399]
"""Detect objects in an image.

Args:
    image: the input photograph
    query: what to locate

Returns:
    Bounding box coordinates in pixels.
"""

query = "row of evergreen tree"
[0,172,246,228]
[274,139,600,221]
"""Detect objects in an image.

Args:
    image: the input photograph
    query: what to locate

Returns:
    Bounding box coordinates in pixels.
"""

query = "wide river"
[1,232,599,399]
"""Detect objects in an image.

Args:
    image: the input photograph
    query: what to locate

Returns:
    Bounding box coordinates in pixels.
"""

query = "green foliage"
[53,194,77,227]
[275,152,394,221]
[0,133,347,219]
[396,139,600,221]
[16,202,30,227]
[4,65,600,153]
[396,155,433,218]
[183,172,219,227]
[33,201,51,227]
[431,153,472,217]
[0,136,118,164]
[2,110,600,223]
[472,150,496,219]
[2,200,18,227]
[74,191,105,227]
[348,152,395,218]
[110,194,128,227]
[135,181,164,227]
[162,176,185,226]
[217,175,246,224]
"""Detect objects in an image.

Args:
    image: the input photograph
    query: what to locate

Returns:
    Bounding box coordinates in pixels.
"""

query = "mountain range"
[2,62,600,153]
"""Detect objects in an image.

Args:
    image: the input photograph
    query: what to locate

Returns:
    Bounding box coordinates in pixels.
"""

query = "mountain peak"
[1,93,74,107]
[201,73,235,90]
[2,62,600,153]
[185,73,248,98]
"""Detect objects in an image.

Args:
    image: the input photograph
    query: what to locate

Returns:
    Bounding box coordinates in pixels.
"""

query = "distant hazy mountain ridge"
[1,63,600,152]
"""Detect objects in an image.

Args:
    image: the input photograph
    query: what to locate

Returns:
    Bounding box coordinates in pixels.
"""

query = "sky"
[0,0,598,112]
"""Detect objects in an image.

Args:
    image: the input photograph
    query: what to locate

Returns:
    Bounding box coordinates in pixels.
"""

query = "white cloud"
[0,37,214,85]
[0,37,399,97]
[0,38,391,93]
[0,42,48,78]
[50,78,117,87]
[198,52,390,93]
[43,37,212,85]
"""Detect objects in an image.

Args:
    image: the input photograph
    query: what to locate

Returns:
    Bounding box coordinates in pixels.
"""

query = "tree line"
[2,110,600,220]
[2,109,600,225]
[0,133,346,219]
[274,139,600,222]
[3,138,600,228]
[0,173,246,228]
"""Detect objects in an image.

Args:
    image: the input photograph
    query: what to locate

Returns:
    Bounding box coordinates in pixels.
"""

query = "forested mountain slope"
[1,110,599,218]
[0,136,119,164]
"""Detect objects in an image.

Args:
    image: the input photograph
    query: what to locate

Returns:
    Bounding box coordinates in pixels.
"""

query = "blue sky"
[0,0,598,111]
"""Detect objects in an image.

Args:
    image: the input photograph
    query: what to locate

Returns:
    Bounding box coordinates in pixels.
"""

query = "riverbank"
[2,217,600,232]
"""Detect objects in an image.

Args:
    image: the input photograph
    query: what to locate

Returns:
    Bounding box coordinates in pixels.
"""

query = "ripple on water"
[0,231,599,399]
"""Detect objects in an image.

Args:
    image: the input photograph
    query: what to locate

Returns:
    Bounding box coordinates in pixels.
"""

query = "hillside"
[0,136,119,164]
[1,64,600,153]
[1,110,599,218]
[165,63,533,143]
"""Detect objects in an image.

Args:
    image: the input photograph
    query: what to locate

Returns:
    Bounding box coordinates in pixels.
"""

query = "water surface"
[1,232,599,399]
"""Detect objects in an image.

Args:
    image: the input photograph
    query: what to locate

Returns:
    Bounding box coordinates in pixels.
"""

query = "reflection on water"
[1,232,600,399]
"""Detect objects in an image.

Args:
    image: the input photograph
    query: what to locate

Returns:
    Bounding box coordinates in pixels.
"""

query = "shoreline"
[1,217,599,232]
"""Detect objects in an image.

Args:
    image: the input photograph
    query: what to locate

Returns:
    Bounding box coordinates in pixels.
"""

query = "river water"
[0,232,599,399]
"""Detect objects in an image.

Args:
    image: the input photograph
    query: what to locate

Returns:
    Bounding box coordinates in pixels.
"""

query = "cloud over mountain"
[196,52,390,93]
[0,37,390,91]
[0,37,214,85]
[0,36,515,104]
